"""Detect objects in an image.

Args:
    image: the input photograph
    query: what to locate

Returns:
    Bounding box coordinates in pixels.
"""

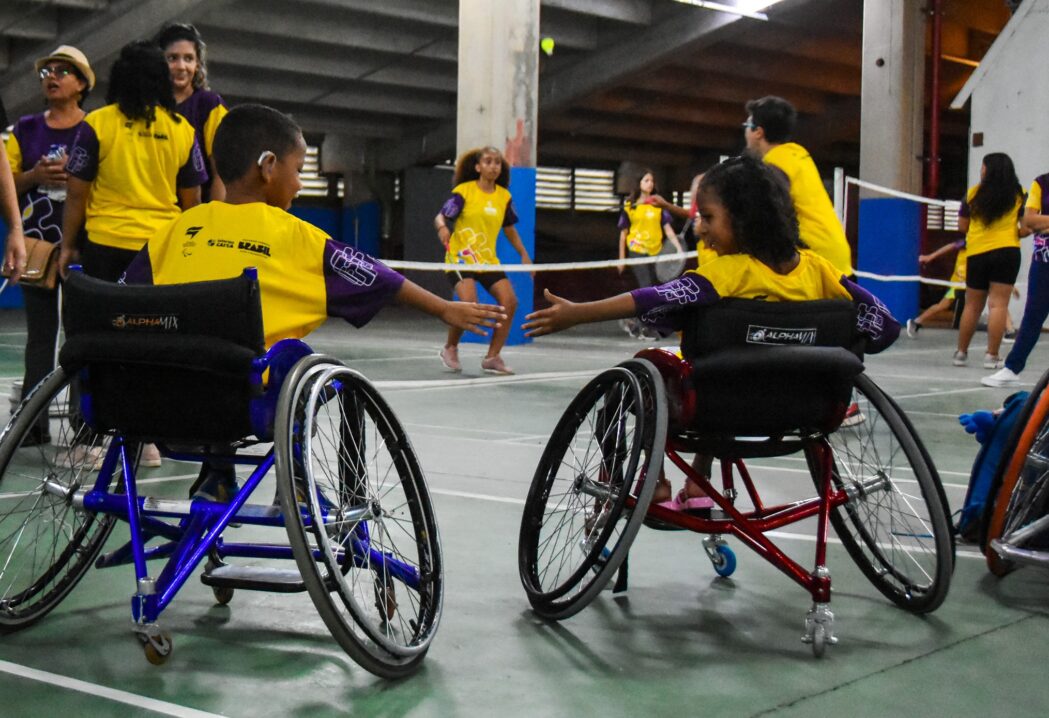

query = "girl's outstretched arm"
[395,278,506,336]
[523,288,636,337]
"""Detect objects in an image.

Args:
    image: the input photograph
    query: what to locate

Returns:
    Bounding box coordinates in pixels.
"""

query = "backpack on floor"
[956,391,1029,542]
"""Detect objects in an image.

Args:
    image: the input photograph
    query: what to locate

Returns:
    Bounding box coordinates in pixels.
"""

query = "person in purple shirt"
[155,23,229,202]
[4,45,93,443]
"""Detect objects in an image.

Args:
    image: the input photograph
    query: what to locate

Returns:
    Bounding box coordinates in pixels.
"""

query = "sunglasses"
[741,121,757,130]
[39,66,75,80]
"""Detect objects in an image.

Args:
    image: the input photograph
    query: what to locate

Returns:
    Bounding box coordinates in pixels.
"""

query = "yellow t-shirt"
[131,202,404,348]
[440,181,517,265]
[763,143,852,275]
[960,184,1023,257]
[620,202,667,256]
[693,249,851,302]
[66,104,206,251]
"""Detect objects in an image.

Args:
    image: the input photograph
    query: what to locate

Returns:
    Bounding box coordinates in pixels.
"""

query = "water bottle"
[42,144,67,202]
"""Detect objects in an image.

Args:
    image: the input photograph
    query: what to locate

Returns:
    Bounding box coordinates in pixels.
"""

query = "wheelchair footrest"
[201,564,306,593]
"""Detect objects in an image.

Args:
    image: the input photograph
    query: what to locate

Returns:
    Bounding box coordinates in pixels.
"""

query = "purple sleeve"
[630,273,720,336]
[958,198,970,218]
[503,197,518,227]
[953,239,966,250]
[65,123,99,182]
[119,249,154,285]
[177,138,208,188]
[840,276,900,354]
[323,240,406,328]
[661,209,673,226]
[439,193,465,221]
[617,210,630,231]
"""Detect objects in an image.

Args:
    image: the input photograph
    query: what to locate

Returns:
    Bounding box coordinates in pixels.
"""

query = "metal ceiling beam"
[0,0,228,117]
[543,112,740,147]
[0,7,57,41]
[197,4,458,63]
[21,0,108,8]
[675,46,860,96]
[617,68,828,115]
[220,96,408,139]
[541,0,651,25]
[294,0,457,28]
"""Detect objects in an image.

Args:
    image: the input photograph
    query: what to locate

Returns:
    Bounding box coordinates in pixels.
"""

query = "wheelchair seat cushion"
[58,271,265,443]
[680,298,865,436]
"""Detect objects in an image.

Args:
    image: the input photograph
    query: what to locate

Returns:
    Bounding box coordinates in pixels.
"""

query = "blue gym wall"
[857,197,921,322]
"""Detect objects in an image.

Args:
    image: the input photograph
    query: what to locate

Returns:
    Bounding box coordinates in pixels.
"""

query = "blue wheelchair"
[0,269,443,678]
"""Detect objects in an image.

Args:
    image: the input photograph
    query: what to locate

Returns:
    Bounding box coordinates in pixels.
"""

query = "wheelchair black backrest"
[59,271,265,443]
[680,298,864,435]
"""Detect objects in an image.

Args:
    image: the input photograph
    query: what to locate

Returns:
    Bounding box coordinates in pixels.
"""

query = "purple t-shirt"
[8,114,82,243]
[177,89,227,199]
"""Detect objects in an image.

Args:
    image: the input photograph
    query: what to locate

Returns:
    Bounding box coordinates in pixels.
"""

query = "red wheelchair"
[518,299,955,656]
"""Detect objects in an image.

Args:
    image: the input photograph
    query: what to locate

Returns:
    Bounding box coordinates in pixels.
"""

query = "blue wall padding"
[290,202,380,256]
[461,167,535,347]
[857,197,921,322]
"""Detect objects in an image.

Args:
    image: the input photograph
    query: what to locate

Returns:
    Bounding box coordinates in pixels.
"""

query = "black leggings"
[21,286,60,433]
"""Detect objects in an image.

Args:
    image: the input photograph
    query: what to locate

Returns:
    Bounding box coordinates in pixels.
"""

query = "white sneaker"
[952,350,968,367]
[140,443,162,468]
[982,367,1020,387]
[906,319,921,339]
[983,354,1004,370]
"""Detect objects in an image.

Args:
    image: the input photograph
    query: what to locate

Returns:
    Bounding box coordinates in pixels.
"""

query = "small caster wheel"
[810,623,827,658]
[213,585,234,606]
[140,629,173,665]
[711,545,736,578]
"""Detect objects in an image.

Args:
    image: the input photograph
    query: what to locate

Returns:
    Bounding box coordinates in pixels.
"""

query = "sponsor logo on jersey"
[330,246,378,286]
[185,226,203,238]
[238,240,271,257]
[111,313,180,331]
[207,238,234,248]
[746,324,817,345]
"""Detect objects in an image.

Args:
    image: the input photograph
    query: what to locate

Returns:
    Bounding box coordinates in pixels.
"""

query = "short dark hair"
[213,104,302,184]
[154,23,209,91]
[744,96,796,144]
[106,41,178,126]
[699,155,804,266]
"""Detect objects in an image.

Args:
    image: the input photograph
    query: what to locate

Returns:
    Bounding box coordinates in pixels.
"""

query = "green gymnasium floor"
[0,308,1046,718]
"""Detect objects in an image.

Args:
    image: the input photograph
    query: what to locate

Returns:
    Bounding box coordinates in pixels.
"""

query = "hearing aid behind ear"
[257,150,275,167]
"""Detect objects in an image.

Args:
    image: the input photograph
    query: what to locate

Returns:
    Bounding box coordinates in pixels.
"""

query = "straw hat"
[34,45,95,90]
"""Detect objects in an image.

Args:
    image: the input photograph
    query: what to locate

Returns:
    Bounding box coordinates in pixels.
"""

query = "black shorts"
[966,247,1020,290]
[445,270,508,292]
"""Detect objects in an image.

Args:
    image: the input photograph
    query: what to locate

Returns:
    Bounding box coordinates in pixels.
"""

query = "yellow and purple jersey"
[176,89,228,200]
[763,143,852,275]
[618,201,672,256]
[4,112,82,244]
[631,250,898,353]
[67,104,207,251]
[122,202,405,348]
[440,181,517,265]
[1027,175,1049,263]
[959,183,1023,257]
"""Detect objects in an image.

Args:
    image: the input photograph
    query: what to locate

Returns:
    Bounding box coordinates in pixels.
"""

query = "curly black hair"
[698,155,805,266]
[105,41,179,126]
[969,152,1024,225]
[452,146,510,188]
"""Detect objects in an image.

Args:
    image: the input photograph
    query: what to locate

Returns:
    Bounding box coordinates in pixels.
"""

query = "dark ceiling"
[0,0,1011,193]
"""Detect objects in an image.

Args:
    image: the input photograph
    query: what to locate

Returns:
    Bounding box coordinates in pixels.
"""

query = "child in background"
[523,155,899,510]
[434,146,532,375]
[123,104,506,499]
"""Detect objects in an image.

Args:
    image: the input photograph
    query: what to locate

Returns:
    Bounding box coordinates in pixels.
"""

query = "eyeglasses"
[39,66,75,80]
[741,121,757,130]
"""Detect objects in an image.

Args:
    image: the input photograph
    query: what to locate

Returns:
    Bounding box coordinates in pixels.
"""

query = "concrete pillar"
[456,0,539,166]
[859,0,925,194]
[456,0,539,347]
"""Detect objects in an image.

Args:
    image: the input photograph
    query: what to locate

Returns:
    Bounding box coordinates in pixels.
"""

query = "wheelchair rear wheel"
[983,380,1049,577]
[820,373,953,613]
[276,358,442,679]
[518,362,666,620]
[0,369,122,631]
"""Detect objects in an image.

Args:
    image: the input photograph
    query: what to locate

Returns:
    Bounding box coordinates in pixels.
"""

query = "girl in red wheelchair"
[524,155,900,510]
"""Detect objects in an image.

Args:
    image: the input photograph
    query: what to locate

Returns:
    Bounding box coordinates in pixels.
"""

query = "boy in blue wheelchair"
[0,104,499,678]
[524,155,900,509]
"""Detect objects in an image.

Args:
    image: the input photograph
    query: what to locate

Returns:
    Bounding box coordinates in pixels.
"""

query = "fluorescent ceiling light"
[671,0,784,21]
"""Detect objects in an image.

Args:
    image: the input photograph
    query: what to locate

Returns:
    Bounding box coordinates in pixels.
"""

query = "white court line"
[0,659,225,717]
[893,386,991,400]
[430,488,984,560]
[374,369,596,391]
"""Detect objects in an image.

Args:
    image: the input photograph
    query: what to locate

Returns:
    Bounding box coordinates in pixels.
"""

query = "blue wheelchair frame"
[71,337,423,628]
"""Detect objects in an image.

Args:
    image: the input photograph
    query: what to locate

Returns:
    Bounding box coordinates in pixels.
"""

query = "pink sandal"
[656,489,715,512]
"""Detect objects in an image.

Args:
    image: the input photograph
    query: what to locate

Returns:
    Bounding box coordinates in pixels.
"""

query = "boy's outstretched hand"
[443,301,506,337]
[522,288,577,337]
